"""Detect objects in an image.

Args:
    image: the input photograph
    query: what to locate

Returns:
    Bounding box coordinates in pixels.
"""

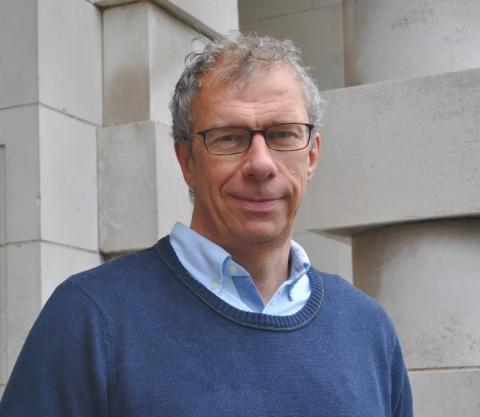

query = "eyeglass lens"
[204,123,311,155]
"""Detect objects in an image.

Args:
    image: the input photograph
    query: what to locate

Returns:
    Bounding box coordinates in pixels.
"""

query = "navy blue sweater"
[0,237,412,416]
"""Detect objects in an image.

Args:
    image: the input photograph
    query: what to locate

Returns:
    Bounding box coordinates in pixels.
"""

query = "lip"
[230,195,281,212]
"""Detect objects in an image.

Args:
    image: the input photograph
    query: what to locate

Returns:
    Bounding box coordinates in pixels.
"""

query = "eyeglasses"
[193,123,314,155]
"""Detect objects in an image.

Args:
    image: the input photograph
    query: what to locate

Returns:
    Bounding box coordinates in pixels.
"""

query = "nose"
[240,133,278,181]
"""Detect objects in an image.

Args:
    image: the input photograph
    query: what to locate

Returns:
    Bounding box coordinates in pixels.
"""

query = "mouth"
[230,195,281,212]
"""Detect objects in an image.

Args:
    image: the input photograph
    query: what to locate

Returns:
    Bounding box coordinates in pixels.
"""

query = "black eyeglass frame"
[192,123,315,155]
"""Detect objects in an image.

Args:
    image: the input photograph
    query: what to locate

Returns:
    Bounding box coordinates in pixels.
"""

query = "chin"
[231,222,290,246]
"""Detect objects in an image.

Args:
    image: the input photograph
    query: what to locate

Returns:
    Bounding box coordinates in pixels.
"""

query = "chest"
[108,316,391,417]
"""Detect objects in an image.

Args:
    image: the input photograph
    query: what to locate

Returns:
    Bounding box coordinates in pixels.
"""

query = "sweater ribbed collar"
[155,236,325,332]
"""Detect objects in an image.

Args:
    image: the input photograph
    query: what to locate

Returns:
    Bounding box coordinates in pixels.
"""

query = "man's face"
[175,64,320,252]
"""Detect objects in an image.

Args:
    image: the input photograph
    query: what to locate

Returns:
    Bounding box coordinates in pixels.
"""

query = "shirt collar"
[169,222,310,301]
[286,240,311,300]
[169,222,231,294]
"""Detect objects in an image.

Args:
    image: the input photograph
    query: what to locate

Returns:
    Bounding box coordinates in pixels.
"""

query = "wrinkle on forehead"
[192,64,308,129]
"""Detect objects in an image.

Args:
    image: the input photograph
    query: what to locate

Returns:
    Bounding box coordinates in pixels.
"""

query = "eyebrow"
[205,120,300,129]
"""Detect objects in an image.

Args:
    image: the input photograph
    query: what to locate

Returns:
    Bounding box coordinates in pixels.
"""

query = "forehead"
[191,64,308,128]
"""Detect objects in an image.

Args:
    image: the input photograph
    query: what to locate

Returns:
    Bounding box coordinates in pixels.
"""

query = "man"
[0,33,413,416]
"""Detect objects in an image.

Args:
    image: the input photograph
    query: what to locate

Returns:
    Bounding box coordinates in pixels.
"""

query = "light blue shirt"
[169,222,311,315]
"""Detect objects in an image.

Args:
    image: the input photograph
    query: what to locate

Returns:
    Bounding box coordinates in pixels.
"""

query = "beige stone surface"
[149,5,201,126]
[293,230,352,283]
[311,0,341,7]
[299,68,480,234]
[39,106,98,251]
[103,2,199,126]
[38,0,102,124]
[159,0,238,35]
[6,242,42,376]
[344,0,480,85]
[40,242,101,305]
[103,2,151,125]
[410,369,480,417]
[99,121,191,254]
[98,121,159,253]
[353,220,480,369]
[0,146,5,386]
[0,0,38,109]
[154,123,192,238]
[0,106,40,243]
[94,0,238,36]
[239,0,312,22]
[240,2,344,91]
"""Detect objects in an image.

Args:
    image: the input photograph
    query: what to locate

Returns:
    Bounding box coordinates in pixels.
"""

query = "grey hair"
[169,32,325,144]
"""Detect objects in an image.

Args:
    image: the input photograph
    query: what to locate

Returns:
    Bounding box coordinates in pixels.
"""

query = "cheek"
[197,161,237,198]
[285,160,310,188]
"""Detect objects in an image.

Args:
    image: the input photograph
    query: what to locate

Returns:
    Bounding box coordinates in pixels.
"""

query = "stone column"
[96,0,238,254]
[0,0,103,396]
[343,0,480,85]
[301,1,480,415]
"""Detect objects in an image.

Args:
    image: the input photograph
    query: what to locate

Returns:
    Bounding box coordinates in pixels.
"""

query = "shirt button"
[228,265,238,274]
[211,281,219,290]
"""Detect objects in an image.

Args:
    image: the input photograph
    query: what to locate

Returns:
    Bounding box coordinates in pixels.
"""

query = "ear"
[306,133,320,180]
[174,141,196,189]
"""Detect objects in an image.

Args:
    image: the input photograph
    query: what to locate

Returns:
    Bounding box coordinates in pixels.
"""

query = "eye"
[268,130,298,139]
[215,134,244,143]
[204,128,250,154]
[265,124,310,150]
[268,125,304,139]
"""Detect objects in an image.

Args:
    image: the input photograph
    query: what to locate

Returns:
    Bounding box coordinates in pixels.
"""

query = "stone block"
[239,0,312,23]
[353,220,480,369]
[0,0,38,109]
[98,121,191,254]
[155,0,238,36]
[6,242,42,376]
[38,0,102,125]
[98,121,158,253]
[103,2,200,126]
[311,0,341,8]
[154,123,192,237]
[96,0,238,35]
[409,369,480,417]
[103,2,150,125]
[0,106,41,243]
[240,4,345,90]
[0,243,5,386]
[148,4,201,126]
[344,0,480,85]
[91,0,132,5]
[40,242,101,305]
[293,230,352,283]
[0,147,5,385]
[39,106,98,251]
[299,68,480,234]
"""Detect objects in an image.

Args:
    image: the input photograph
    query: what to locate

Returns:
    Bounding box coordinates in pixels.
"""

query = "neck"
[228,240,291,304]
[189,213,294,304]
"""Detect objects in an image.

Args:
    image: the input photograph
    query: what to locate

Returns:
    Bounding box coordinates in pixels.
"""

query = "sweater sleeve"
[0,280,111,417]
[390,335,414,417]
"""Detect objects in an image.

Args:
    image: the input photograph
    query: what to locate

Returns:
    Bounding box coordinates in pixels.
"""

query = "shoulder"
[309,267,397,337]
[47,239,176,317]
[69,241,167,292]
